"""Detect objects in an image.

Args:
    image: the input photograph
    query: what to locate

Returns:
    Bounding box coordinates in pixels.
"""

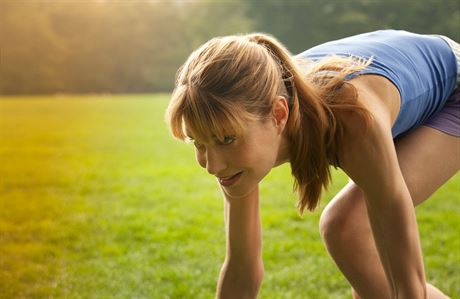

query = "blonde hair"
[166,32,372,214]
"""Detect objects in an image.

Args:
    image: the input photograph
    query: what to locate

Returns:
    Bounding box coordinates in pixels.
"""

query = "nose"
[196,147,226,176]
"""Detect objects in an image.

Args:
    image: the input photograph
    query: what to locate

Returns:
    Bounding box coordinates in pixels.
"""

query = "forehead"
[182,110,246,142]
[184,117,270,142]
[183,122,239,142]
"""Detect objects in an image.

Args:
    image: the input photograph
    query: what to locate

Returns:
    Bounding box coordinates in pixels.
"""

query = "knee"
[319,207,338,242]
[319,203,349,244]
[319,184,365,244]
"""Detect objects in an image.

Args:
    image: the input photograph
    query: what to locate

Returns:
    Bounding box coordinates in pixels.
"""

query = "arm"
[340,113,427,298]
[215,186,264,299]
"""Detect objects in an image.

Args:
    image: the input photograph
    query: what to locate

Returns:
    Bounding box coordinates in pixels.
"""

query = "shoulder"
[341,74,401,130]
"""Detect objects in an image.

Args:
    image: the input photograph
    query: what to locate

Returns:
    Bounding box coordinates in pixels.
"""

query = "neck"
[274,132,290,167]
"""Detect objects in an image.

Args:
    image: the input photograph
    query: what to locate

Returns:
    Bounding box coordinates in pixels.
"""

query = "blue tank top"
[295,30,457,138]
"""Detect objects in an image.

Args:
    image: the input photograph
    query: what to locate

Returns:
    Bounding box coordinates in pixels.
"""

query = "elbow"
[241,268,264,298]
[397,272,427,299]
[235,258,265,294]
[218,259,264,298]
[251,262,264,293]
[245,264,264,298]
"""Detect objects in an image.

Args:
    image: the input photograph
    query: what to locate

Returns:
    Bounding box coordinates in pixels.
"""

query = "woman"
[165,30,459,298]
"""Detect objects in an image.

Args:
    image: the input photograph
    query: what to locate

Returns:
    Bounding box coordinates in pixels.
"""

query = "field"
[0,95,459,298]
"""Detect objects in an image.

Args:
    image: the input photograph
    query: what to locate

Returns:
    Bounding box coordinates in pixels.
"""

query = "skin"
[189,75,458,299]
[325,75,458,299]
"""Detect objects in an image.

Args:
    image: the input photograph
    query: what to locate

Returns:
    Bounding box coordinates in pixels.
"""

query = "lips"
[217,171,243,187]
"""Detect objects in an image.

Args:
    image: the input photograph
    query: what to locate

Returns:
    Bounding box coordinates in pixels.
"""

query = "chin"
[224,187,251,198]
[222,175,261,199]
[223,187,256,199]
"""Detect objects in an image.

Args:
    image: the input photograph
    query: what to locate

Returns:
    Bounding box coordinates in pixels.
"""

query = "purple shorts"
[424,35,460,137]
[424,87,460,137]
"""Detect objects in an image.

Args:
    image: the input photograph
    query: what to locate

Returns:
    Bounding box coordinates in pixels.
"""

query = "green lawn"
[0,95,458,299]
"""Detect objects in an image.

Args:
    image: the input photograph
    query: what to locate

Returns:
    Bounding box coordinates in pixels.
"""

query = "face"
[187,97,290,199]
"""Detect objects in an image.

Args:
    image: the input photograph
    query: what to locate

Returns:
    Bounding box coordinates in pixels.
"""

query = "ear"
[272,95,289,134]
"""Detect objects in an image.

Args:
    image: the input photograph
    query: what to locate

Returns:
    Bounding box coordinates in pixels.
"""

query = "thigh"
[394,125,460,206]
[323,124,460,233]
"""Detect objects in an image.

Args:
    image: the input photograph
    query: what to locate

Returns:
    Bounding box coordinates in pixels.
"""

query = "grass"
[0,94,459,299]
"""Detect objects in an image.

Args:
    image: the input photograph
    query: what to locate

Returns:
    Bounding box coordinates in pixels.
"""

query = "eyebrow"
[185,134,231,144]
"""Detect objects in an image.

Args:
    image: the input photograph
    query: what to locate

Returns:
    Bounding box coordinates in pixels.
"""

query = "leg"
[320,126,459,299]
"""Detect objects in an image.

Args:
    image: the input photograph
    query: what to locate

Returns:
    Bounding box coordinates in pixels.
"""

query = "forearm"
[366,189,426,298]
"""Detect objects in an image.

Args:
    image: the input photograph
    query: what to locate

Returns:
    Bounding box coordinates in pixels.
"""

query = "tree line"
[0,0,458,95]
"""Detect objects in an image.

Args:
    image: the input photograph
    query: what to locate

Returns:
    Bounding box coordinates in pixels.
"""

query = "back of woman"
[296,30,457,138]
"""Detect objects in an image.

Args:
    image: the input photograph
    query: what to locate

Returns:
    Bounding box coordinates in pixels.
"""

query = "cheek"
[239,143,276,169]
[251,136,279,166]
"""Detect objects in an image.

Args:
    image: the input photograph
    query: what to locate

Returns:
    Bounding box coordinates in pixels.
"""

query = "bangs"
[168,86,255,143]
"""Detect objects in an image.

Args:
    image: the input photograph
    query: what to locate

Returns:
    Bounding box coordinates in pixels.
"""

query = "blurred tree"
[244,0,459,53]
[0,0,251,94]
[0,0,458,95]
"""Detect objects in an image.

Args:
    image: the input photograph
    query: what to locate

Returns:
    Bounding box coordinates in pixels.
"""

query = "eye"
[186,137,204,149]
[220,136,236,145]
